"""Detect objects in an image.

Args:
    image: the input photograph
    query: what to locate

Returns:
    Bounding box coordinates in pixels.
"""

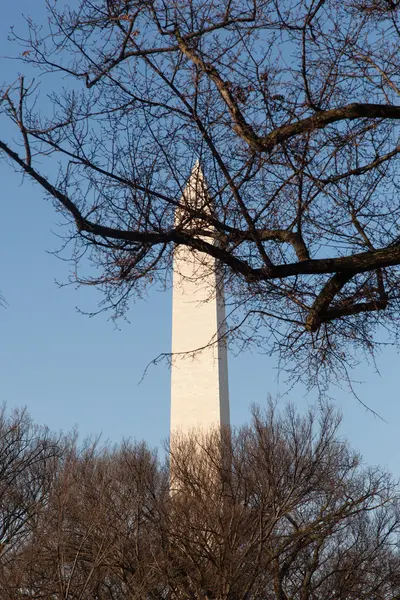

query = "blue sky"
[0,2,399,475]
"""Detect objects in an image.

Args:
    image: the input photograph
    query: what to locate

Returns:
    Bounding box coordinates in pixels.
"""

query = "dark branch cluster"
[2,402,400,599]
[2,0,400,387]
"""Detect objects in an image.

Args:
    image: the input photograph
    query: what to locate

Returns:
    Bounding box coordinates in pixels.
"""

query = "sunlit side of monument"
[170,163,230,438]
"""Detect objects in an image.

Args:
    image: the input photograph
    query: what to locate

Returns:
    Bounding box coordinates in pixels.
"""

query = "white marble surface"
[170,165,230,435]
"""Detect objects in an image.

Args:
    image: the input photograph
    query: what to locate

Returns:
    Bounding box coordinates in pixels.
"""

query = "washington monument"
[170,163,230,435]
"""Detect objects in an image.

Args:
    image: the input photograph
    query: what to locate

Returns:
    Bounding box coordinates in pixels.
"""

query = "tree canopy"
[2,0,400,387]
[2,401,400,599]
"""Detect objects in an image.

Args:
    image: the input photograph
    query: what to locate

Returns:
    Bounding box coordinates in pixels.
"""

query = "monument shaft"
[170,166,230,434]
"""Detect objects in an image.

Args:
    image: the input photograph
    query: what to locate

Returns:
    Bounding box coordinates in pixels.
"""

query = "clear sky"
[0,2,399,476]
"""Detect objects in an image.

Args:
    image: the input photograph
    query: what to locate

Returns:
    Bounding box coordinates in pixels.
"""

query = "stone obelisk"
[170,163,230,435]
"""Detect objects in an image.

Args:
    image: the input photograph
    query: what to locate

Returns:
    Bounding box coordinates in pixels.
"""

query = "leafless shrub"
[166,403,400,600]
[0,405,62,597]
[3,403,396,599]
[0,403,400,600]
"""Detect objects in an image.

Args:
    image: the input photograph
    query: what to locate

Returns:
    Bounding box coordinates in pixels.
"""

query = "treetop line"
[1,0,400,390]
[3,402,400,599]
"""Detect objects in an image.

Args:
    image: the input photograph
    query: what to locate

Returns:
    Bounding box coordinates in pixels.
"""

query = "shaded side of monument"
[170,163,230,435]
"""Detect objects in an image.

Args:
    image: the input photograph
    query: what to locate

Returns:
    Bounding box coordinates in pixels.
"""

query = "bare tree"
[3,0,400,386]
[5,403,400,599]
[8,437,168,599]
[0,405,62,597]
[167,403,400,600]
